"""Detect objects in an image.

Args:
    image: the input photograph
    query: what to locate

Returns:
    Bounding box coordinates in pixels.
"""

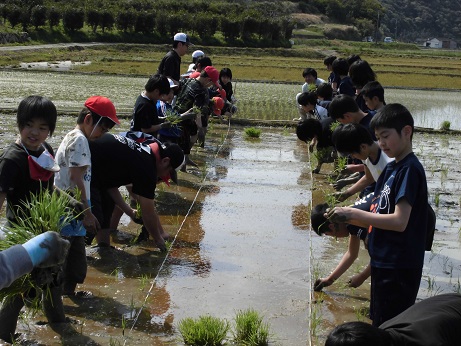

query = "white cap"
[167,78,179,88]
[173,32,192,45]
[192,50,205,59]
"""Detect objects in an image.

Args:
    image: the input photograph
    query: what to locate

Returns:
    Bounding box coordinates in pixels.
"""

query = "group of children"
[0,33,238,343]
[296,55,436,332]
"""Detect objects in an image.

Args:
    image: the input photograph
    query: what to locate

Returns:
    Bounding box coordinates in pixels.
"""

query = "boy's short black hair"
[296,118,322,142]
[323,55,337,66]
[349,60,376,89]
[328,94,359,120]
[219,67,232,80]
[332,58,350,76]
[17,95,57,136]
[302,68,317,79]
[297,91,318,106]
[196,56,212,69]
[145,74,170,95]
[325,322,391,346]
[77,107,116,129]
[317,83,333,101]
[346,54,361,66]
[332,123,374,155]
[370,103,414,139]
[361,81,385,102]
[311,203,330,236]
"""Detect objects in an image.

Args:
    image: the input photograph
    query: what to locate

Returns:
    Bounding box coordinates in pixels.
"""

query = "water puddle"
[19,61,92,71]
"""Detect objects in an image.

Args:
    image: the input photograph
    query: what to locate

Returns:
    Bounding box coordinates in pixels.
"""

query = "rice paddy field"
[0,42,460,345]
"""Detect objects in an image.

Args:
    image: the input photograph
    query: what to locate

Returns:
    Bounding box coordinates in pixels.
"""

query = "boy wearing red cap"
[55,96,119,298]
[174,65,219,169]
[88,134,185,251]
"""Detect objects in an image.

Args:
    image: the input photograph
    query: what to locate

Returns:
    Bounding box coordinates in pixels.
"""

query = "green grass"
[440,121,451,131]
[178,315,229,346]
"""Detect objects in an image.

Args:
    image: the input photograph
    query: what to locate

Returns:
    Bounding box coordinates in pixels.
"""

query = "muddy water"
[0,113,459,345]
[3,122,314,345]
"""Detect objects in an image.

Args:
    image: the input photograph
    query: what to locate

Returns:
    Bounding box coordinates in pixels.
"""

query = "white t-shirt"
[54,128,91,199]
[363,147,394,181]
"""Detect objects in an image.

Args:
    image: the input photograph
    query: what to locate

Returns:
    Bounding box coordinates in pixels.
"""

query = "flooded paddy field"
[0,70,460,129]
[0,69,459,345]
[0,111,459,345]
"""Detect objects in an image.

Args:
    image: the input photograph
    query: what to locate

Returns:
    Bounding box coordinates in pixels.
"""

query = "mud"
[0,114,459,345]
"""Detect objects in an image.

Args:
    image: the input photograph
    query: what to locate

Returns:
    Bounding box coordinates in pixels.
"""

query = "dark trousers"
[370,266,422,326]
[62,236,87,293]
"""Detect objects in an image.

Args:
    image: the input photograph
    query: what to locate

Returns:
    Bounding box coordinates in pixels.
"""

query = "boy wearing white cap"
[186,49,205,75]
[55,96,120,298]
[157,32,192,84]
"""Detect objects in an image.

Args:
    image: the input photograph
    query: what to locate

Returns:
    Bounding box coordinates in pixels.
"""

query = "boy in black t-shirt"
[326,104,429,326]
[89,133,184,251]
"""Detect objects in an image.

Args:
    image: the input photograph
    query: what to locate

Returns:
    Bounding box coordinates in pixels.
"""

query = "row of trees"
[0,0,295,45]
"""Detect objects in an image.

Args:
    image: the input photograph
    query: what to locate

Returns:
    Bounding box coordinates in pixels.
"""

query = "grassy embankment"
[1,39,461,89]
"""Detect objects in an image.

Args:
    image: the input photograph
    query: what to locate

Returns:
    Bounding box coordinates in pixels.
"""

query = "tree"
[221,16,241,41]
[31,5,47,29]
[100,10,114,33]
[134,11,155,34]
[6,4,22,29]
[194,12,218,38]
[116,10,135,33]
[86,9,100,33]
[62,8,84,32]
[48,7,60,29]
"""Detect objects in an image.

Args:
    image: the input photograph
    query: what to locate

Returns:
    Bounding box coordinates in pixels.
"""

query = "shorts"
[370,266,422,326]
[90,185,115,229]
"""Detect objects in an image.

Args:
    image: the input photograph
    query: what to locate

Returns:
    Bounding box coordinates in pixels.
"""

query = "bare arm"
[314,235,361,291]
[349,262,371,288]
[138,195,166,251]
[107,187,137,220]
[339,165,375,200]
[68,166,100,232]
[326,199,412,232]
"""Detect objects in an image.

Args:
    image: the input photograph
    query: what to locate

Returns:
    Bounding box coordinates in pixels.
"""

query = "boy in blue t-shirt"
[326,104,428,326]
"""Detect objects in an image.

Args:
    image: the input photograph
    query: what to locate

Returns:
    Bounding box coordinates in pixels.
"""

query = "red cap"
[218,88,227,100]
[203,66,219,87]
[212,97,225,116]
[84,96,119,125]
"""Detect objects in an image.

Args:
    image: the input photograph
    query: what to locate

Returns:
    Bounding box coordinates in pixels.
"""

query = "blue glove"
[22,231,70,268]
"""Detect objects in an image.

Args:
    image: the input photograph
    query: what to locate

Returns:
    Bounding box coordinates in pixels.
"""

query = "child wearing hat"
[89,133,185,251]
[54,95,119,298]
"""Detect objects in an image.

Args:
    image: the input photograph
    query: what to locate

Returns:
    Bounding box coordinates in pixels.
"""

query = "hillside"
[378,0,461,41]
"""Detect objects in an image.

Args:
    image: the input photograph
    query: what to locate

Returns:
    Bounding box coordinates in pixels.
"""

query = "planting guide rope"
[306,149,314,346]
[124,118,233,344]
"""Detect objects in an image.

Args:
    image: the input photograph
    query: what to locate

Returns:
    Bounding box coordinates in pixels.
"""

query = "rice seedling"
[178,315,229,346]
[434,193,440,207]
[354,306,369,322]
[0,189,76,306]
[233,308,271,346]
[163,108,183,126]
[440,120,451,131]
[244,127,262,138]
[139,274,151,291]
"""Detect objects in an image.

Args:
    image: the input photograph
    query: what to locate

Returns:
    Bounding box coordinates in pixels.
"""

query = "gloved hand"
[23,231,70,268]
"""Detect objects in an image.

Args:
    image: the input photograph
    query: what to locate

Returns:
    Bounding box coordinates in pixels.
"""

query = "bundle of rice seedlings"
[163,108,183,126]
[178,315,229,346]
[233,308,271,346]
[0,189,75,305]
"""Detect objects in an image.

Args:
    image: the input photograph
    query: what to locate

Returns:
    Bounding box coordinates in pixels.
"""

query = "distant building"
[425,38,457,49]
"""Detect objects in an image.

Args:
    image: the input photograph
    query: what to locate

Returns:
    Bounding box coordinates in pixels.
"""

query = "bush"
[324,25,361,41]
